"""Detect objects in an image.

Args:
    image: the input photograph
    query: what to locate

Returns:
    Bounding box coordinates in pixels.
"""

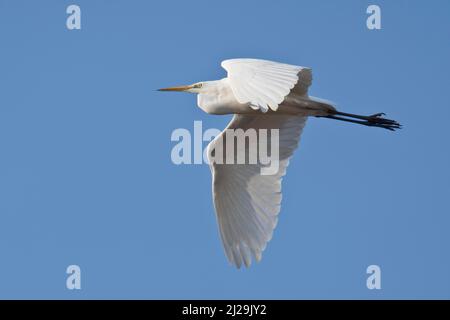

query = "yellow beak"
[158,85,193,92]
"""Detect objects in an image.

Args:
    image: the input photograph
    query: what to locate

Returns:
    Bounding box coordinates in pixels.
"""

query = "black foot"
[365,113,401,131]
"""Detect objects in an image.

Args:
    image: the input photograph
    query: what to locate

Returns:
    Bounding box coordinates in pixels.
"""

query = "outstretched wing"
[207,114,307,268]
[221,58,312,112]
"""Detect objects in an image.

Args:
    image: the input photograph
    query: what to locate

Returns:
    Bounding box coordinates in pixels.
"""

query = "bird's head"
[158,82,205,94]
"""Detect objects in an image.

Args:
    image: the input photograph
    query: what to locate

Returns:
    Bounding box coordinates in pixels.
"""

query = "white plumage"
[207,113,306,268]
[159,58,400,268]
[221,59,311,112]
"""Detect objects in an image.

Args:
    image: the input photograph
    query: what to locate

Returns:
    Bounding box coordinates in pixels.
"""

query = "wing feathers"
[208,114,307,268]
[221,58,312,112]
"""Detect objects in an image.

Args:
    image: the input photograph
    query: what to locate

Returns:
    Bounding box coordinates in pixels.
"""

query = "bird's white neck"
[196,78,237,114]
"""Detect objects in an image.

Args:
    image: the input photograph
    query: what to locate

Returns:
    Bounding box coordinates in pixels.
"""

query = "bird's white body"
[197,78,334,117]
[160,58,399,268]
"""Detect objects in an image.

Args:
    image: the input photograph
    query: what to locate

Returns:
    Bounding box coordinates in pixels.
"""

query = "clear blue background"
[0,0,449,299]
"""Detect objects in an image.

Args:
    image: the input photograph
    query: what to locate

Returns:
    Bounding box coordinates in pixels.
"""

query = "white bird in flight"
[159,58,400,268]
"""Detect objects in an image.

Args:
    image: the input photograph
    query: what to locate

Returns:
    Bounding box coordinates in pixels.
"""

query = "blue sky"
[0,0,449,299]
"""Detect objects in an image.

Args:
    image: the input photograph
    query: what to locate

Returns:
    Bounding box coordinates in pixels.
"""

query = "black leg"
[318,113,402,131]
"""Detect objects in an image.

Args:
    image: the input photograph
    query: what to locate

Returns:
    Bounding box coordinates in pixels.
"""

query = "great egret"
[159,58,400,268]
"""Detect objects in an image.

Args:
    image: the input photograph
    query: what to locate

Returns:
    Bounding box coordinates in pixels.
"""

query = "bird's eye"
[196,83,203,88]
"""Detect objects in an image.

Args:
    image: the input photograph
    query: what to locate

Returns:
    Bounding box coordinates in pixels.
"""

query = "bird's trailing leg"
[319,111,401,131]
